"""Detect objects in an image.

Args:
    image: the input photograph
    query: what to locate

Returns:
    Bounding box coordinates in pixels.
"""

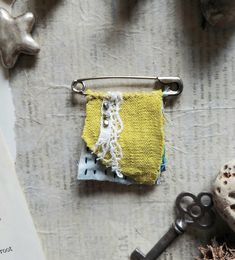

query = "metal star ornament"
[0,8,40,69]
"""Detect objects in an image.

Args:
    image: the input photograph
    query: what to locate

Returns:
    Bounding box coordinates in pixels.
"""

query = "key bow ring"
[175,192,215,232]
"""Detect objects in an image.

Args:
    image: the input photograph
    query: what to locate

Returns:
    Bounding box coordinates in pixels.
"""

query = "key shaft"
[131,219,187,260]
[145,225,180,260]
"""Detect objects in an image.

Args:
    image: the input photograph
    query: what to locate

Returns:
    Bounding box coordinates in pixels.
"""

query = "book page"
[0,130,45,260]
[0,0,16,159]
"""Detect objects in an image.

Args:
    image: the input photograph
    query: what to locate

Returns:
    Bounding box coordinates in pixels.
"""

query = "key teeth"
[130,248,146,260]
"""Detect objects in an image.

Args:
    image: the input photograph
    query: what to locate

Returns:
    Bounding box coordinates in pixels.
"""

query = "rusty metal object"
[201,0,235,28]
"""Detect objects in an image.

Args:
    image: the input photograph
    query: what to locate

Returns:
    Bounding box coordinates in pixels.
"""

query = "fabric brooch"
[83,89,165,184]
[73,76,183,185]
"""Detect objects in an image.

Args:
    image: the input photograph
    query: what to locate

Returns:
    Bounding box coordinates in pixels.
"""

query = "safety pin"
[71,76,183,97]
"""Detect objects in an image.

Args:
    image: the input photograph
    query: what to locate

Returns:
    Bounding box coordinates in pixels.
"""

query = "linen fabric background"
[10,0,235,259]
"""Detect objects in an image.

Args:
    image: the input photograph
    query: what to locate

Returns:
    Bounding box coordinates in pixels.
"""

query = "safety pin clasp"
[71,76,183,97]
[71,79,87,95]
[158,76,183,97]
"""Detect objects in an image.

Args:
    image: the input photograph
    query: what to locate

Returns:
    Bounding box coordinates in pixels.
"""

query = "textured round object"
[201,0,235,28]
[213,160,235,232]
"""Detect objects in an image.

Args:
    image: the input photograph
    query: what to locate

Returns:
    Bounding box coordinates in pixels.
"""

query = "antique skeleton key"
[130,192,215,260]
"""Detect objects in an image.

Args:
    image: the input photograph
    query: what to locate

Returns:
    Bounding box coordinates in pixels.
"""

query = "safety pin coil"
[71,76,183,97]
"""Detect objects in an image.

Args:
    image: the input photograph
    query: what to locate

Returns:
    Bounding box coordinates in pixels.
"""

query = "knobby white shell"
[213,160,235,233]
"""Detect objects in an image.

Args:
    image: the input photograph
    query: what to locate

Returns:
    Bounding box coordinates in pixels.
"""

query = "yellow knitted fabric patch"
[82,89,165,185]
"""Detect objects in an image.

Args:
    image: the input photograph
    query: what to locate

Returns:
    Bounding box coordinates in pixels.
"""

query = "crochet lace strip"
[93,92,124,178]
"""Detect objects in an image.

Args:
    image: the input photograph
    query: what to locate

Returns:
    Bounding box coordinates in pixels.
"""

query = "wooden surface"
[10,1,235,259]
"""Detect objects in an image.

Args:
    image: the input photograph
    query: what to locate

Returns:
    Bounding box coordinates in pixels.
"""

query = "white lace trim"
[93,92,124,178]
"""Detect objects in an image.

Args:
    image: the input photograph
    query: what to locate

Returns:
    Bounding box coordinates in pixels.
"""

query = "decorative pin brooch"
[72,76,183,185]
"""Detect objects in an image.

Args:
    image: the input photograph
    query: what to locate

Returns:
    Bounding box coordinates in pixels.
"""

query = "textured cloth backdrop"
[10,0,235,259]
